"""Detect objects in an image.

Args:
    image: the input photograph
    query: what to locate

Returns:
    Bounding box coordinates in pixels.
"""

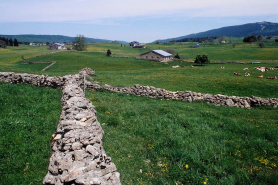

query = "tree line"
[242,35,273,48]
[0,37,19,48]
[175,37,219,43]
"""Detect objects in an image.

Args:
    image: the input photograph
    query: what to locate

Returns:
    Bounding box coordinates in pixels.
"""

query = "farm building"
[194,44,201,48]
[129,41,145,48]
[140,50,173,62]
[49,43,65,50]
[129,41,139,47]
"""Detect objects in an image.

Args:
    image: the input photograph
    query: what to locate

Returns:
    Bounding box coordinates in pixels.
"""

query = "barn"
[49,43,65,50]
[140,50,172,62]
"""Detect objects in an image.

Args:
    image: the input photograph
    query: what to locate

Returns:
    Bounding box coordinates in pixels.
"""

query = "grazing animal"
[267,76,277,79]
[243,68,249,70]
[255,67,266,72]
[181,65,185,68]
[257,75,264,78]
[234,72,241,76]
[171,65,180,69]
[190,65,194,68]
[266,67,274,71]
[245,72,250,77]
[221,66,225,69]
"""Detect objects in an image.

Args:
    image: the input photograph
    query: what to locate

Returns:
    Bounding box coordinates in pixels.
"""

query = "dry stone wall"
[0,72,65,88]
[87,84,278,108]
[43,74,121,185]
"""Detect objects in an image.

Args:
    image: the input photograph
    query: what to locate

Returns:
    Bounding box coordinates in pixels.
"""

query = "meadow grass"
[86,90,278,185]
[146,41,278,62]
[0,42,277,184]
[12,51,278,98]
[0,45,50,70]
[86,39,278,62]
[0,83,61,185]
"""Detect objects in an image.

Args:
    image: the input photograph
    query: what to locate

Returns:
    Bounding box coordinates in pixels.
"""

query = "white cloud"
[1,0,278,22]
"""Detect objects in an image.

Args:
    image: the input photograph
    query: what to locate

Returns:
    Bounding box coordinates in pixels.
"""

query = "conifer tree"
[9,38,13,46]
[14,39,19,46]
[106,49,112,56]
[174,53,180,59]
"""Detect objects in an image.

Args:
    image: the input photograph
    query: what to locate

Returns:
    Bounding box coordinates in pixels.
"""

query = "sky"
[1,0,278,43]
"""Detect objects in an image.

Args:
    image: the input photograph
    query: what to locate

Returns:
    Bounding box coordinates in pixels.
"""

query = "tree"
[165,48,175,55]
[266,36,272,39]
[275,39,278,42]
[14,39,19,46]
[194,55,210,66]
[73,34,87,51]
[4,37,9,45]
[208,38,214,43]
[257,35,263,42]
[106,49,112,56]
[218,35,226,43]
[243,35,257,43]
[259,42,265,48]
[0,40,6,48]
[174,53,180,59]
[8,38,13,46]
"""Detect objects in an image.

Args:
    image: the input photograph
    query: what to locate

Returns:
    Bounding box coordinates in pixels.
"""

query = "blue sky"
[1,0,278,43]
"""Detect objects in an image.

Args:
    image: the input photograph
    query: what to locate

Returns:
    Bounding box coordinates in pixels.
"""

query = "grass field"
[0,41,278,184]
[87,90,278,184]
[8,50,278,98]
[87,38,278,62]
[0,83,61,184]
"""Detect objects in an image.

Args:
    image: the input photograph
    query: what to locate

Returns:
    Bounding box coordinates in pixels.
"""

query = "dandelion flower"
[185,164,189,169]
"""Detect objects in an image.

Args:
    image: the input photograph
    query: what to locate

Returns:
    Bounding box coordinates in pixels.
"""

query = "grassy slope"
[0,83,61,184]
[87,90,278,185]
[0,45,50,70]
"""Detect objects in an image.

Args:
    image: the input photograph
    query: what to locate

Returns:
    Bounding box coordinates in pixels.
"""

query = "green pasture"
[87,38,278,62]
[0,82,277,184]
[0,45,50,68]
[146,41,278,62]
[6,50,278,98]
[87,90,278,184]
[0,41,277,184]
[0,83,61,184]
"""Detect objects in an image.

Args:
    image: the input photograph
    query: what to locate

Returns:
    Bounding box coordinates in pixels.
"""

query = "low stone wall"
[87,84,278,108]
[0,72,65,88]
[43,74,121,185]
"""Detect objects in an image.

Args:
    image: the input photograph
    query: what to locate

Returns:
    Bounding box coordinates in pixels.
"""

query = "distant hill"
[156,21,278,42]
[0,34,128,43]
